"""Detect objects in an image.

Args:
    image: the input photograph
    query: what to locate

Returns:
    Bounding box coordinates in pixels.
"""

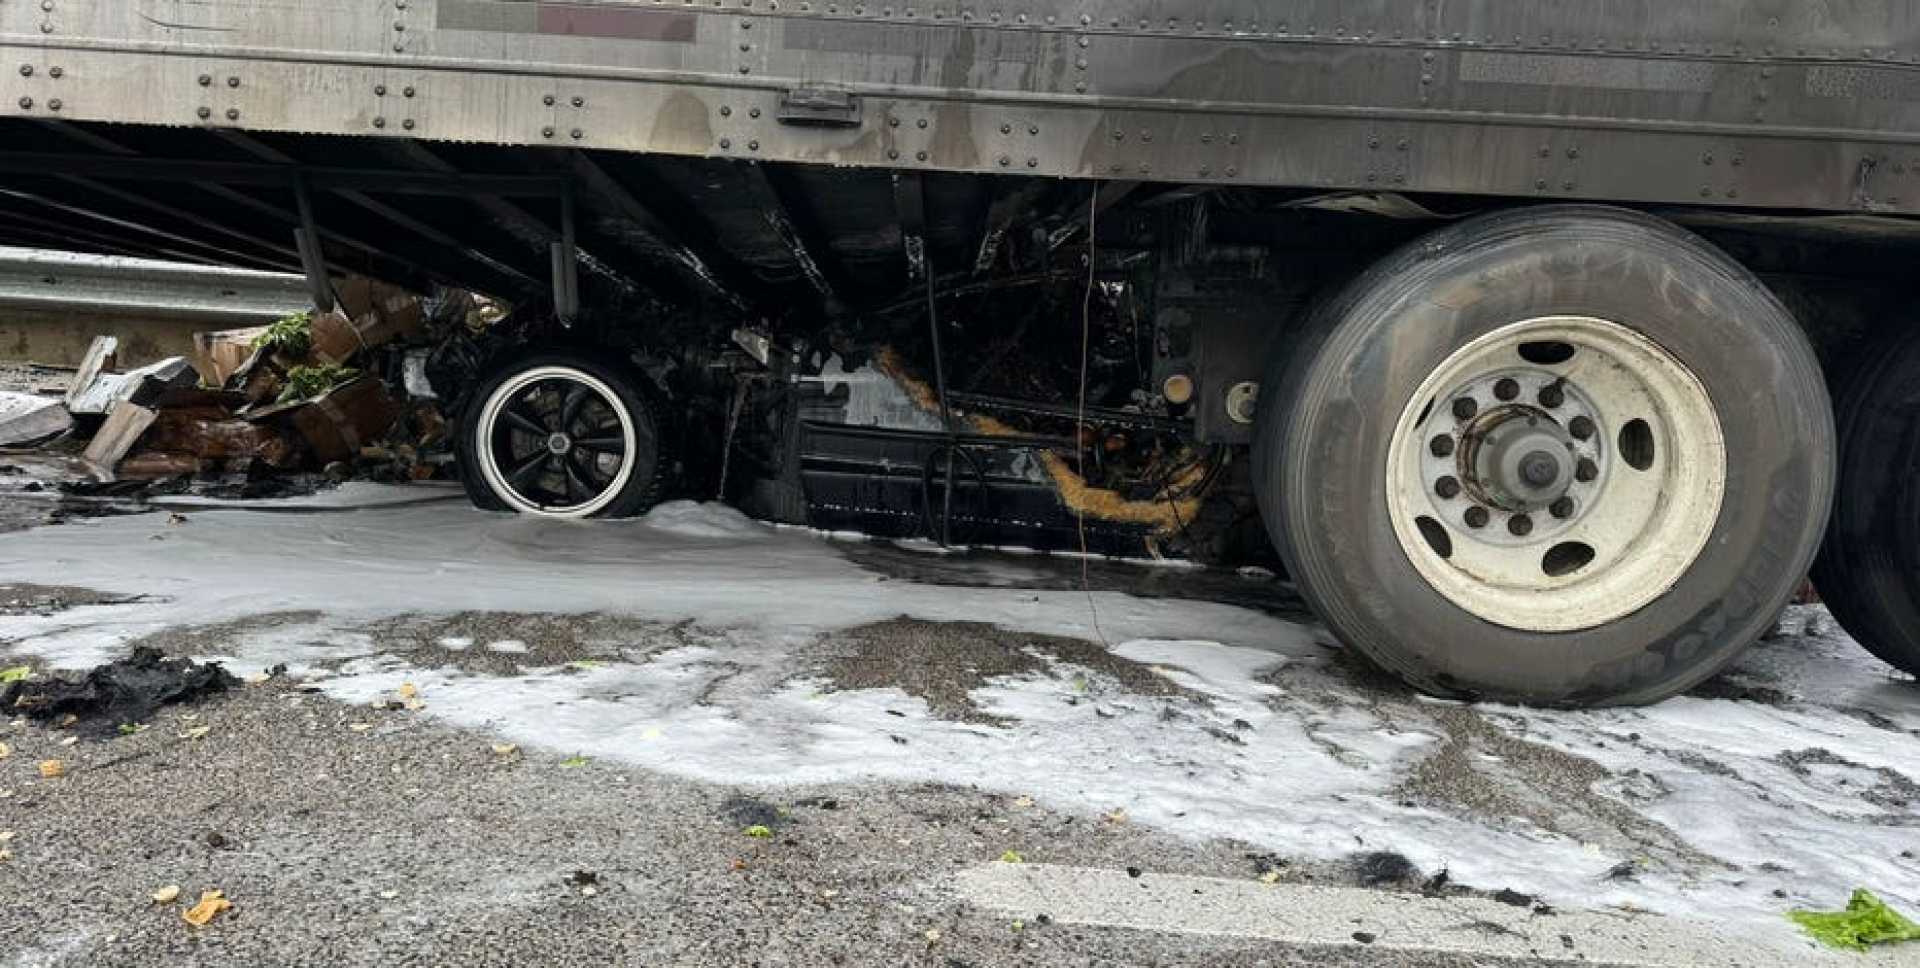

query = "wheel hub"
[1386,316,1727,632]
[1460,407,1575,512]
[546,432,573,455]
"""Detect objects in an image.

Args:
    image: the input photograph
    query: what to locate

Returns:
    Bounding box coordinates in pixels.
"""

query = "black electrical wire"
[919,239,961,546]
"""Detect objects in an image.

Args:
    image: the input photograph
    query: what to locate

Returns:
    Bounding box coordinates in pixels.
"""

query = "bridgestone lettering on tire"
[1252,206,1834,706]
[457,352,666,519]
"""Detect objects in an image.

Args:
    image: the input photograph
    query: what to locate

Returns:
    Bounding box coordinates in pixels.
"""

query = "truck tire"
[1810,326,1920,676]
[455,350,666,518]
[1252,206,1833,706]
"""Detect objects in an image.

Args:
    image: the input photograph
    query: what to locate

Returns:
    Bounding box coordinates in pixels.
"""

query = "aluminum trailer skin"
[5,2,1920,707]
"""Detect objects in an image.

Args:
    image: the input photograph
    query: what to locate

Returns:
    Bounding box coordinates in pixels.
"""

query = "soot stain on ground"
[813,617,1201,726]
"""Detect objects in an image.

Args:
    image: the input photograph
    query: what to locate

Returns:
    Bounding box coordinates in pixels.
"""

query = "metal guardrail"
[0,246,309,323]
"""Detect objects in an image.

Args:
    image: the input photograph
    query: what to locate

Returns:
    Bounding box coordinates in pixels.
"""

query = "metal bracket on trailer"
[290,173,338,315]
[549,183,581,324]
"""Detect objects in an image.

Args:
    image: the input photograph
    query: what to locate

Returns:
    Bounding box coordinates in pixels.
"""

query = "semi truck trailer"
[5,1,1919,706]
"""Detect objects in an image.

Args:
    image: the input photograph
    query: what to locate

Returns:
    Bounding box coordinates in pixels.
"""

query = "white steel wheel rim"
[476,366,639,518]
[1385,316,1726,632]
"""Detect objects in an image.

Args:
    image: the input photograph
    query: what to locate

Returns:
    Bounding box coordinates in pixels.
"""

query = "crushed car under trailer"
[5,1,1920,706]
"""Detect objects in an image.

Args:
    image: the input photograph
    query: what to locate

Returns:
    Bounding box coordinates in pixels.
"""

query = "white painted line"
[954,863,1911,967]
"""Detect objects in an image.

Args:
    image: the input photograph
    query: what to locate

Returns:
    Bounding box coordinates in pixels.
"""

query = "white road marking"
[954,863,1910,967]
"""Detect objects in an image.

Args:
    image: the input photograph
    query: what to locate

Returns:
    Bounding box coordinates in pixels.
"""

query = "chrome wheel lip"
[475,365,638,518]
[1385,316,1728,633]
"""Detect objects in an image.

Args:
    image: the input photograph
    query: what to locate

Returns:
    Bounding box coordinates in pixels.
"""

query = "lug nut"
[1452,397,1478,420]
[1576,457,1599,482]
[1435,476,1462,499]
[1464,506,1490,529]
[1538,382,1565,408]
[1430,435,1455,458]
[1494,378,1520,401]
[1508,514,1534,537]
[1550,496,1576,519]
[1569,415,1595,440]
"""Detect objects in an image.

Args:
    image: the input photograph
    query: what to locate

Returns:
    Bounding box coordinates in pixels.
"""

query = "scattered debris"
[250,311,314,360]
[0,666,28,684]
[38,759,64,778]
[722,796,785,830]
[999,850,1025,863]
[151,885,182,904]
[1352,851,1422,887]
[1790,890,1920,951]
[8,280,465,494]
[191,326,269,388]
[743,825,773,839]
[559,755,589,769]
[490,743,518,757]
[1602,860,1641,882]
[276,363,359,406]
[1491,888,1546,912]
[0,391,73,447]
[68,355,197,416]
[63,335,118,412]
[181,889,232,927]
[1,646,237,737]
[81,402,157,479]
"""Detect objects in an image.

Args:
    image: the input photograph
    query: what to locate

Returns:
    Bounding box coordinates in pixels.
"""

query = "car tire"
[455,350,666,519]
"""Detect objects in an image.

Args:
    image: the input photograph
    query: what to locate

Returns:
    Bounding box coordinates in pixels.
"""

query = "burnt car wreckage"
[5,2,1920,706]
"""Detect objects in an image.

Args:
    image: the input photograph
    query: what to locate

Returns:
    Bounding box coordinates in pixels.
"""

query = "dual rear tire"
[1812,326,1920,677]
[1253,206,1835,706]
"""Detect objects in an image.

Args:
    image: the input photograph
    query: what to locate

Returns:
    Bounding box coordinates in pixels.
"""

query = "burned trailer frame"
[8,2,1920,706]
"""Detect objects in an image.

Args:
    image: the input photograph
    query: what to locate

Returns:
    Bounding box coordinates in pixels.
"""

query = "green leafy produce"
[1789,890,1920,951]
[276,364,359,404]
[743,825,772,839]
[0,665,29,683]
[253,311,314,358]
